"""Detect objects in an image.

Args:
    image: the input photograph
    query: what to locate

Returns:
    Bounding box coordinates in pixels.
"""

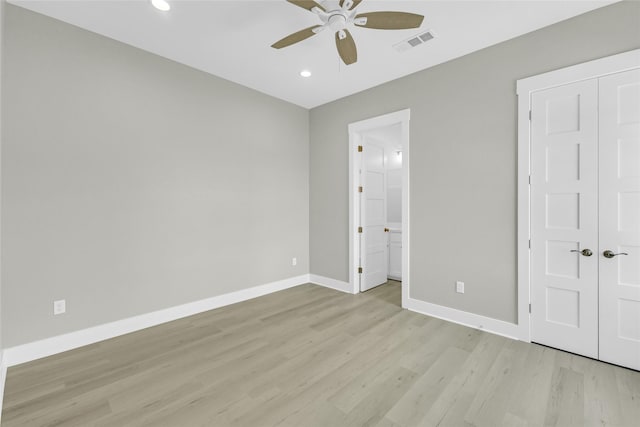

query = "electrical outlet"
[292,257,297,266]
[456,281,465,294]
[53,299,66,315]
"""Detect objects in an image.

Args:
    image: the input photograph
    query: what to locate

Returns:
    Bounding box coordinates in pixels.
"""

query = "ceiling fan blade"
[286,0,326,13]
[354,11,424,30]
[272,25,323,49]
[335,29,357,65]
[339,0,363,10]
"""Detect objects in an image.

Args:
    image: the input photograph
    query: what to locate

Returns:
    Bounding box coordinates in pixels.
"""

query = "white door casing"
[518,50,640,345]
[349,109,410,302]
[598,69,640,371]
[360,138,388,291]
[530,79,599,358]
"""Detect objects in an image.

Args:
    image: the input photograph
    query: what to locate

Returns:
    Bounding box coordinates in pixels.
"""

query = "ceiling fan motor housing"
[328,14,348,31]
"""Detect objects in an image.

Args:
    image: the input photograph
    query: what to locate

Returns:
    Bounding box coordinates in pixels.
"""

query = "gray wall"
[0,0,5,356]
[309,1,640,323]
[2,5,309,347]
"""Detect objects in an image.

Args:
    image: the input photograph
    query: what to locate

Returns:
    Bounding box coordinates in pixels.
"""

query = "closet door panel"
[599,68,640,371]
[530,79,599,358]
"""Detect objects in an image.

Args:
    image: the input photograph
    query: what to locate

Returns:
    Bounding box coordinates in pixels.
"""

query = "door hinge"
[358,267,363,274]
[528,175,531,185]
[529,303,531,313]
[358,186,363,193]
[358,226,363,233]
[529,110,532,121]
[358,145,363,152]
[529,239,531,249]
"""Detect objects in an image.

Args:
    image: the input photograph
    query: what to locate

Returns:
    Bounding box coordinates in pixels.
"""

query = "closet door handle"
[603,250,628,259]
[570,249,593,257]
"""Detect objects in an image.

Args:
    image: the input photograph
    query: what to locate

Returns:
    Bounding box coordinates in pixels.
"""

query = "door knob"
[570,249,593,257]
[603,250,628,259]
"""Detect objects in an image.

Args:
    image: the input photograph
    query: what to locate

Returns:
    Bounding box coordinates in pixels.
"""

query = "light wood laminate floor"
[3,281,639,426]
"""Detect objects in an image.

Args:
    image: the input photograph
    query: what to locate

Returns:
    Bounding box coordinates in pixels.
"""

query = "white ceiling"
[10,0,617,108]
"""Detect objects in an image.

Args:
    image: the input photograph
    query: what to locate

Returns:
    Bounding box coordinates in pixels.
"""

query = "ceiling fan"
[271,0,425,65]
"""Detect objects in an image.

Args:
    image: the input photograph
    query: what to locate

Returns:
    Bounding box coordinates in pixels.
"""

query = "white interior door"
[530,79,599,359]
[360,138,388,291]
[598,69,640,371]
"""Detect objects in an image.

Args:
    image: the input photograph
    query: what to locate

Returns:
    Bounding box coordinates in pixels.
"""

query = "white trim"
[309,274,354,294]
[405,297,520,341]
[348,109,410,304]
[400,112,410,309]
[516,49,640,343]
[0,352,6,425]
[2,275,310,367]
[517,49,640,95]
[516,79,532,342]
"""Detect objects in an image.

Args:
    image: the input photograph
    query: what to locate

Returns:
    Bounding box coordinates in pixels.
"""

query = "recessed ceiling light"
[300,70,312,78]
[151,0,171,12]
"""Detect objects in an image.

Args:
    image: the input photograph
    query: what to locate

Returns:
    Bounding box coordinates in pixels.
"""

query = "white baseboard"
[3,275,310,367]
[0,351,6,425]
[406,297,520,341]
[309,274,354,294]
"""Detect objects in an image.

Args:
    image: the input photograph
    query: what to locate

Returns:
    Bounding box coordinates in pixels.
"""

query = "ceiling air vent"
[394,30,435,53]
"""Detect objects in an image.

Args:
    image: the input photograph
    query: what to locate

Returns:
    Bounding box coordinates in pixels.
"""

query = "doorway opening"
[348,109,410,308]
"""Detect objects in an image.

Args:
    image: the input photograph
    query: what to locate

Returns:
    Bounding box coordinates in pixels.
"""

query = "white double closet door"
[531,68,640,371]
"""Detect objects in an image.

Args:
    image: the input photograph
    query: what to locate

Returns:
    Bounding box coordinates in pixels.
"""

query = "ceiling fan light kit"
[272,0,425,65]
